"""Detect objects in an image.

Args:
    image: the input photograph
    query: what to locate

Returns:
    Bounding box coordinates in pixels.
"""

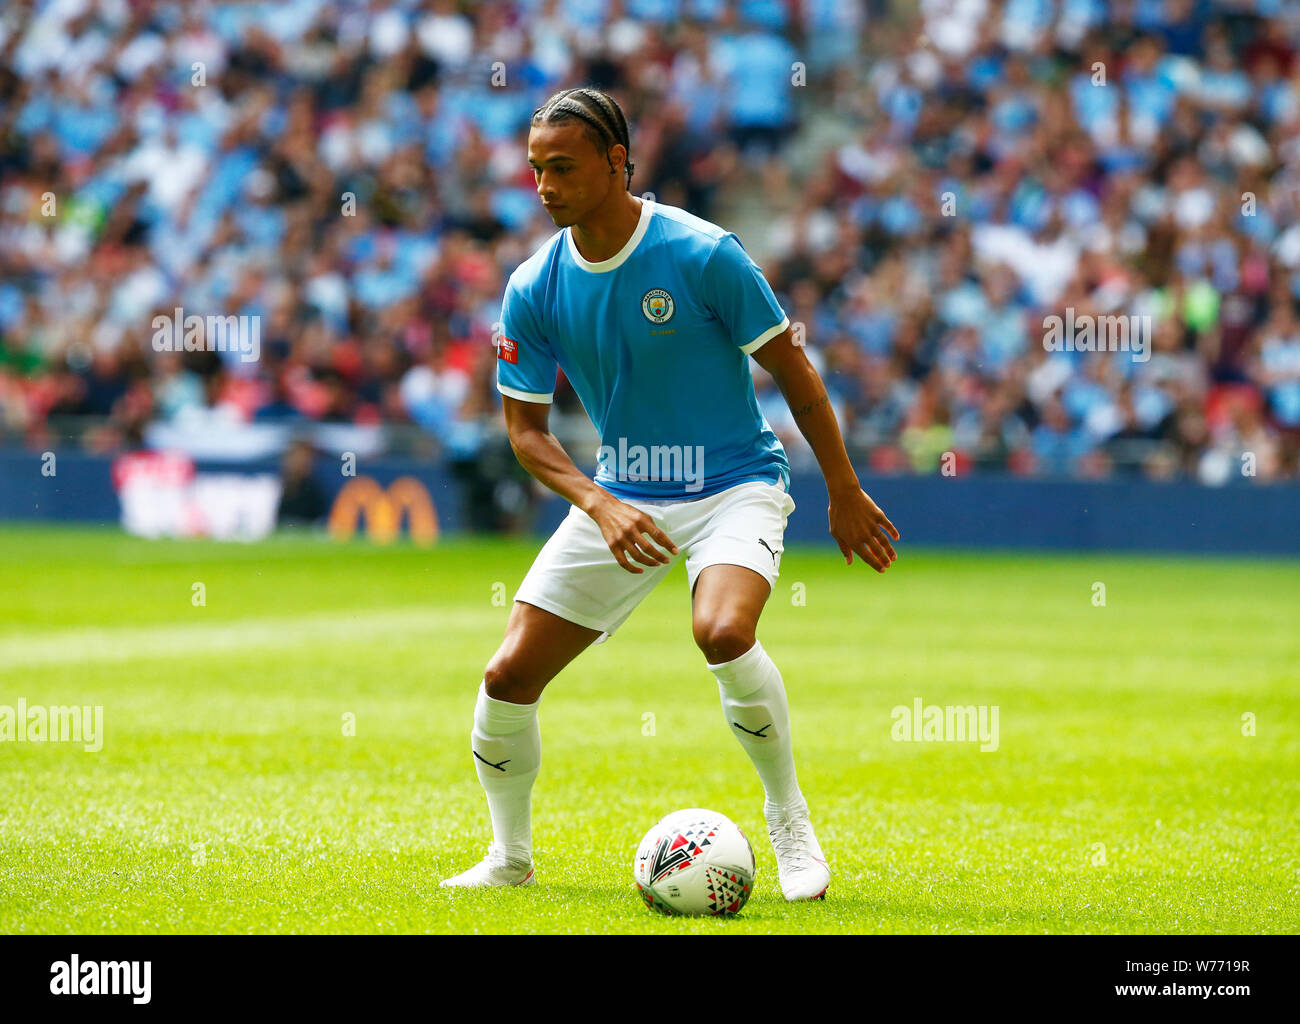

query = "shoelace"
[768,816,816,872]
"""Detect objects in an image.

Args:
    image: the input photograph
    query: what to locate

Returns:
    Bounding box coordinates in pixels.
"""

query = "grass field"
[1,525,1297,934]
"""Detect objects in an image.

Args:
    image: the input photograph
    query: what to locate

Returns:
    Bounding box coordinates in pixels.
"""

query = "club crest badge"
[641,288,675,324]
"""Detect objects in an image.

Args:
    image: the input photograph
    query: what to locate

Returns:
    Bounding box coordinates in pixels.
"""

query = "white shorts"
[514,479,797,642]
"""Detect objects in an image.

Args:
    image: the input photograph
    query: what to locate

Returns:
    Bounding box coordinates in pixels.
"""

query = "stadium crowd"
[1,0,1298,486]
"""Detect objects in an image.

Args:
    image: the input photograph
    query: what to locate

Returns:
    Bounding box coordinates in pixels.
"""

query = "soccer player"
[442,88,899,899]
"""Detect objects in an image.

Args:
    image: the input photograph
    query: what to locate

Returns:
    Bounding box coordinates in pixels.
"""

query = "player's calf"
[448,603,602,889]
[445,679,542,884]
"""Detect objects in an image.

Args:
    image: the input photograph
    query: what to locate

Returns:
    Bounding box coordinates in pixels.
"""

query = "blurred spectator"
[276,439,328,525]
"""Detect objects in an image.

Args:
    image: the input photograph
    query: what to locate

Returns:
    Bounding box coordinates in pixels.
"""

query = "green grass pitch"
[1,525,1297,934]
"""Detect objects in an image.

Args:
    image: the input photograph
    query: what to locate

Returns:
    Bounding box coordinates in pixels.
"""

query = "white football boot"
[439,843,535,888]
[765,802,830,901]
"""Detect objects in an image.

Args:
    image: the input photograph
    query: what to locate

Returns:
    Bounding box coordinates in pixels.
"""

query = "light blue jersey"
[497,199,790,500]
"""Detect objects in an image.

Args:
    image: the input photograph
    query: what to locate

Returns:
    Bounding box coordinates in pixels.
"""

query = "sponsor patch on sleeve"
[498,335,518,364]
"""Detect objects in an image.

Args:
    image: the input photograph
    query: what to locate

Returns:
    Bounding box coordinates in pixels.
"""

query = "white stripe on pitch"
[0,607,495,670]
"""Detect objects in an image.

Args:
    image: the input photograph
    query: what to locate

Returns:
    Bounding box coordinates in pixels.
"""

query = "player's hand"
[589,494,679,574]
[828,487,899,573]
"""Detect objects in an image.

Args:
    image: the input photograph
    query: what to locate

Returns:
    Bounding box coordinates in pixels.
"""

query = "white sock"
[470,681,540,862]
[707,641,805,816]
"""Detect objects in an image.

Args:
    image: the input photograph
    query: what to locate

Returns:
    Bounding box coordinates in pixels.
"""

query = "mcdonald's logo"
[328,476,439,546]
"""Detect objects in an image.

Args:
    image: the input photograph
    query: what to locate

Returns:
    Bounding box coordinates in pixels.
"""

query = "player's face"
[528,123,622,228]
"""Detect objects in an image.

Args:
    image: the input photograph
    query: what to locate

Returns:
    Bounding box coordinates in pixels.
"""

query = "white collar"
[565,197,654,273]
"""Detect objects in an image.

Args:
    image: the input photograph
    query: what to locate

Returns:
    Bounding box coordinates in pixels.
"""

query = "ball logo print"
[633,809,755,916]
[648,832,695,879]
[641,288,674,324]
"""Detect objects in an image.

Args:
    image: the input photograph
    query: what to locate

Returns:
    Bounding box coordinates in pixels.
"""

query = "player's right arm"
[498,275,676,572]
[502,396,678,573]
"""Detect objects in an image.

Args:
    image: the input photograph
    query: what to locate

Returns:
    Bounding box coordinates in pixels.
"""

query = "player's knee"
[483,655,543,704]
[692,617,755,664]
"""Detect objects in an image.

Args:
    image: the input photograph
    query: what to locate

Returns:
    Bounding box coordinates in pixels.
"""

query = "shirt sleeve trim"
[740,316,790,354]
[497,383,554,404]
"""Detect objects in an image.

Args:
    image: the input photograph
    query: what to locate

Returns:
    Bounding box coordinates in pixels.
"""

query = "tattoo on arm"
[789,392,830,419]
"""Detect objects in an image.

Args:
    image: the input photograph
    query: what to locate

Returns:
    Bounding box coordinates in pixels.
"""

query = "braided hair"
[531,87,635,189]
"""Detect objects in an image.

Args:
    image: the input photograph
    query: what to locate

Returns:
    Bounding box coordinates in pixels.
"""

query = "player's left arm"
[751,330,900,572]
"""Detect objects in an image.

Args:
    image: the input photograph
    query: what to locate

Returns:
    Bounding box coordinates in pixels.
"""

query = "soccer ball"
[633,808,756,916]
